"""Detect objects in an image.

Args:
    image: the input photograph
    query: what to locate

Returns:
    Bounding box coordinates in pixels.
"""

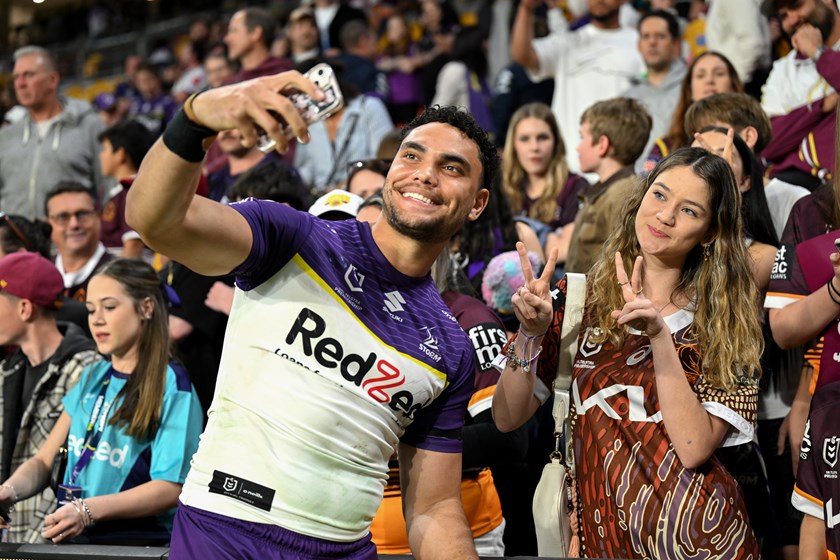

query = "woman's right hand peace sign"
[511,241,558,337]
[612,252,668,339]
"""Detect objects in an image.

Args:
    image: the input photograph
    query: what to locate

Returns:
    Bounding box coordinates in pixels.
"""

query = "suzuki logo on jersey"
[344,264,365,292]
[285,308,430,419]
[67,434,128,468]
[384,291,406,313]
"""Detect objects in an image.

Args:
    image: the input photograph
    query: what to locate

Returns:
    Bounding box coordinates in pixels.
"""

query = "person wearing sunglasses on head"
[346,159,391,200]
[0,212,94,338]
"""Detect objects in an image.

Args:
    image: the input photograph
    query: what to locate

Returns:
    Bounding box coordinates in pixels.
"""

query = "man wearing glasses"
[44,182,111,302]
[0,46,104,219]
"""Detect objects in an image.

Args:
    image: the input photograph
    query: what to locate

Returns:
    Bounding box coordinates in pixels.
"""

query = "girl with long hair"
[501,102,588,263]
[642,52,744,173]
[493,148,763,558]
[0,259,203,545]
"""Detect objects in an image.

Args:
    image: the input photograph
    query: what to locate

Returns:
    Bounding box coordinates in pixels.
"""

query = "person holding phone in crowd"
[126,69,496,559]
[0,259,203,545]
[493,147,763,558]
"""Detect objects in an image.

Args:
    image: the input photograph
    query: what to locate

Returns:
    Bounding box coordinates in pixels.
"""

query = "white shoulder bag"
[532,272,586,558]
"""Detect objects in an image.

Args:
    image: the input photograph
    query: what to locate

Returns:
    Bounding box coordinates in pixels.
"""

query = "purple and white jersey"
[179,199,475,541]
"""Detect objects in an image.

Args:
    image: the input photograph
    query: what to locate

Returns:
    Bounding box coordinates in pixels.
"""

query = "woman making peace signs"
[493,148,763,559]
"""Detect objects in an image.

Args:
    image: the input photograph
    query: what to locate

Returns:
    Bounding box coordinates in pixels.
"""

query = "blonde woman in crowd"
[501,102,589,264]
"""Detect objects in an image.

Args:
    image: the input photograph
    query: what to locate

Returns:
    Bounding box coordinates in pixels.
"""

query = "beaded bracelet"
[79,499,95,527]
[70,497,95,528]
[504,329,546,373]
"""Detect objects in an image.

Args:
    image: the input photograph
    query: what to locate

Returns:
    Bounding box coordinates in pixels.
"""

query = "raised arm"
[492,242,557,432]
[511,0,541,71]
[400,444,478,560]
[126,71,323,276]
[769,252,840,349]
[613,254,730,469]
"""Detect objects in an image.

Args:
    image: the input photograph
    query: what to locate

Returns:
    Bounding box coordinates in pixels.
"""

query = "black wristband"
[162,108,217,163]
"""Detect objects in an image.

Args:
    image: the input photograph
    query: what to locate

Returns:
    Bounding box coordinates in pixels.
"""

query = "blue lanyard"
[69,369,114,485]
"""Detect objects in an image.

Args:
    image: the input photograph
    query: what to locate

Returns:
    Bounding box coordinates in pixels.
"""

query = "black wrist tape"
[162,108,217,163]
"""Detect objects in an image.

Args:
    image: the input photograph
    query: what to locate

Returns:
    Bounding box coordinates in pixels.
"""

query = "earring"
[702,242,711,262]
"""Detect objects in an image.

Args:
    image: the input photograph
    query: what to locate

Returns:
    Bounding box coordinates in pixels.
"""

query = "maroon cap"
[0,252,64,309]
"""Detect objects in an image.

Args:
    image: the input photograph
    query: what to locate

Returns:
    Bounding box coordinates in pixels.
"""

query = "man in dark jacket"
[0,252,99,542]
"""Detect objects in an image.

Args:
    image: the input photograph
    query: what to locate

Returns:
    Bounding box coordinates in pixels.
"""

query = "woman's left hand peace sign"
[612,252,668,339]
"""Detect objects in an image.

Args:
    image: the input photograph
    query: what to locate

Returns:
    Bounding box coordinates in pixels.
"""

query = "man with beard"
[207,129,279,202]
[761,0,840,190]
[623,9,686,173]
[511,0,643,173]
[126,71,498,559]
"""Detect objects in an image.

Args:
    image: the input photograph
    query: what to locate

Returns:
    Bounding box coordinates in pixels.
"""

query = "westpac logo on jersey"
[801,419,812,461]
[284,307,432,420]
[770,244,792,282]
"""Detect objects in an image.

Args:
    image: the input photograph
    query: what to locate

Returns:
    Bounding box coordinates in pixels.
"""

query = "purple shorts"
[169,502,378,559]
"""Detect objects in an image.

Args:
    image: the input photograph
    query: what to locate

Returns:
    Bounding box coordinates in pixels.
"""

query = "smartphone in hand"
[258,63,344,153]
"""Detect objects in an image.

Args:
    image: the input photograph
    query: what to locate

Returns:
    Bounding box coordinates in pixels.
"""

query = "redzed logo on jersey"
[284,307,431,419]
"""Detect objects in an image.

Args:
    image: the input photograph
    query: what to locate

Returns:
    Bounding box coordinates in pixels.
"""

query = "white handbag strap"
[551,273,586,469]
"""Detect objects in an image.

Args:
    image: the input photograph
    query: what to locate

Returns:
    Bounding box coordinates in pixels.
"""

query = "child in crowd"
[98,120,156,259]
[564,97,651,274]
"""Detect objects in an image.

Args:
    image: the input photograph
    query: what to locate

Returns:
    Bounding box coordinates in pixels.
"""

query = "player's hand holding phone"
[188,67,340,154]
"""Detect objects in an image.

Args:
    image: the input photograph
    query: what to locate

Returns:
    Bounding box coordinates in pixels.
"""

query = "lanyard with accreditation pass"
[69,369,115,485]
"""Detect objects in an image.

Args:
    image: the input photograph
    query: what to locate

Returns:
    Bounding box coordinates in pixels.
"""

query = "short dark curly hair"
[399,105,499,192]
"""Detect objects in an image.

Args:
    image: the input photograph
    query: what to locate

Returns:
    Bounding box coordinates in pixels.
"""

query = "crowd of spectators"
[1,0,840,557]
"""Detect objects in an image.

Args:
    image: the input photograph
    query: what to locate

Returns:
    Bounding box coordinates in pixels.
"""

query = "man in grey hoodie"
[622,9,686,173]
[0,46,105,219]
